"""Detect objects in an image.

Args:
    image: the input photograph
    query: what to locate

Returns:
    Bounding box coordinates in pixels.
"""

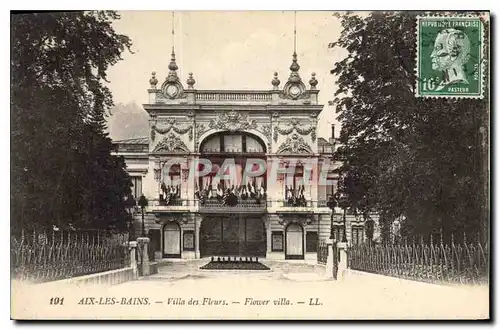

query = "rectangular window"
[183,231,195,251]
[131,176,142,199]
[271,231,284,251]
[351,226,364,245]
[224,135,242,153]
[306,231,318,252]
[284,166,305,202]
[327,176,336,196]
[163,165,181,198]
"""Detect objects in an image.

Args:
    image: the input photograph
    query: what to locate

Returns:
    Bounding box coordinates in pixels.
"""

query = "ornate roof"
[113,137,148,145]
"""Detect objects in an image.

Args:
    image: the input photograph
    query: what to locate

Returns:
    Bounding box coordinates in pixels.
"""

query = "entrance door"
[163,222,181,258]
[200,216,266,257]
[285,223,304,259]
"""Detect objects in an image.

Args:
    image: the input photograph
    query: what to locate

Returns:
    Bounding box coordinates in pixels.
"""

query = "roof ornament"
[187,72,196,89]
[166,12,178,82]
[288,12,301,83]
[149,71,158,89]
[281,11,307,100]
[309,72,318,89]
[161,11,185,99]
[271,72,280,89]
[166,47,179,82]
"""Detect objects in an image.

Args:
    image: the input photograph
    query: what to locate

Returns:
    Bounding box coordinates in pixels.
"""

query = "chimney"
[329,124,335,145]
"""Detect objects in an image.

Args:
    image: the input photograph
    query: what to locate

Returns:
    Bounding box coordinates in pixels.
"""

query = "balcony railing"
[148,199,191,212]
[317,200,328,207]
[199,198,266,213]
[195,91,272,102]
[158,199,186,207]
[146,198,331,212]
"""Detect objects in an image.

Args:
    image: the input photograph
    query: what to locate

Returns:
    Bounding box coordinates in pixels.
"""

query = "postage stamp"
[416,16,485,98]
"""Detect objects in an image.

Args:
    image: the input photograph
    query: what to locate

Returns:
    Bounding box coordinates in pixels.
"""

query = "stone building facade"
[113,49,378,260]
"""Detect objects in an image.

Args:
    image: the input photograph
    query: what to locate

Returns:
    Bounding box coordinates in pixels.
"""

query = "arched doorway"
[163,222,181,258]
[285,223,304,259]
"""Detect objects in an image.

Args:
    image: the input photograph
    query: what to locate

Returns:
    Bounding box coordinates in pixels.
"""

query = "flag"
[217,183,223,199]
[195,182,200,199]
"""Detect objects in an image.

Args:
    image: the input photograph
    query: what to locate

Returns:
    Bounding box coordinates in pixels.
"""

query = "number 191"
[50,297,64,305]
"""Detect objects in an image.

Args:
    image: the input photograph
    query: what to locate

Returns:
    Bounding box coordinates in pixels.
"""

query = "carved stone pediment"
[154,214,190,225]
[276,134,312,154]
[152,133,189,153]
[277,214,313,227]
[209,110,257,132]
[274,118,316,142]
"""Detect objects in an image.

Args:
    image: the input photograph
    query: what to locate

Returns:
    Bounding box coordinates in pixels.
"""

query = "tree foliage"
[11,11,133,232]
[330,12,489,242]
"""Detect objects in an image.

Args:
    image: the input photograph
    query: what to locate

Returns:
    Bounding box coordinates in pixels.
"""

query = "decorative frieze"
[209,110,257,132]
[259,124,272,141]
[276,134,313,154]
[274,118,316,142]
[195,123,208,137]
[151,118,193,142]
[152,133,189,153]
[277,214,313,227]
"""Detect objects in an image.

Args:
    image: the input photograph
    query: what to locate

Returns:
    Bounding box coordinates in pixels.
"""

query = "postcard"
[10,10,490,320]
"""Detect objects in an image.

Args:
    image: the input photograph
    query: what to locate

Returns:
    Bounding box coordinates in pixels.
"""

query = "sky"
[106,11,348,140]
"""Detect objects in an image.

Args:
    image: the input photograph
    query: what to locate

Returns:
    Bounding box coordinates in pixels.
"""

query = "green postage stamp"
[416,16,485,98]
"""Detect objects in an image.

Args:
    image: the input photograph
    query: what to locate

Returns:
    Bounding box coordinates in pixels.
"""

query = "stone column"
[324,238,334,279]
[337,241,348,281]
[265,217,272,256]
[137,237,151,276]
[195,217,202,259]
[128,241,138,279]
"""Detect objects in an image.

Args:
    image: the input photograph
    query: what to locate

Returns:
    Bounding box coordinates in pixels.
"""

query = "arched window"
[200,132,266,154]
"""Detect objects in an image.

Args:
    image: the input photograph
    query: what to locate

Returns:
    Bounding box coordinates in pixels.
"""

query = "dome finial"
[187,72,196,89]
[309,72,318,89]
[289,12,300,76]
[271,72,280,89]
[168,11,178,73]
[294,11,297,54]
[149,71,158,88]
[168,47,178,72]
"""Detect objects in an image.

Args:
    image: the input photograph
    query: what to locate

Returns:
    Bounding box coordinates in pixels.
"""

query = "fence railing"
[348,241,489,285]
[11,229,130,283]
[317,240,339,280]
[317,241,328,265]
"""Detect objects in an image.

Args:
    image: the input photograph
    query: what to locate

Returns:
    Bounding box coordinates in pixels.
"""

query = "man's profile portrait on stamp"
[430,28,471,91]
[416,16,484,98]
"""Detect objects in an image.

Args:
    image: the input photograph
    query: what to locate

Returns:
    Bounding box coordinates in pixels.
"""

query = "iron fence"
[316,241,339,280]
[317,241,328,265]
[11,229,130,283]
[348,240,489,285]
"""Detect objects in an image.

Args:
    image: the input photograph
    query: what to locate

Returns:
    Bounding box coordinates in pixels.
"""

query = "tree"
[330,12,489,242]
[11,11,133,232]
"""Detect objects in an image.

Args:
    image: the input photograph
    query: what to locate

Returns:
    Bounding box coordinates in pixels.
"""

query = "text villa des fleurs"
[166,297,323,306]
